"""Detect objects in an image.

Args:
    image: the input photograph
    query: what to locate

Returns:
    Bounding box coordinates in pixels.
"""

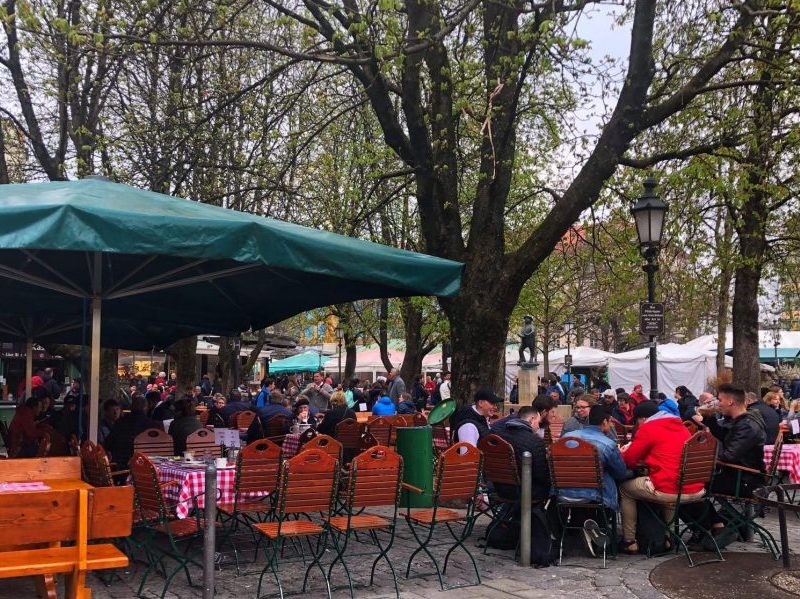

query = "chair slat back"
[185,428,221,458]
[0,486,133,544]
[232,410,257,431]
[196,409,210,426]
[236,438,281,497]
[768,431,784,481]
[360,431,378,451]
[434,442,483,502]
[303,434,343,463]
[543,419,564,445]
[88,486,135,539]
[683,420,699,435]
[389,415,415,445]
[298,427,317,447]
[347,445,403,508]
[130,452,166,521]
[265,415,290,439]
[134,428,175,456]
[277,448,338,515]
[478,434,519,487]
[432,424,451,453]
[413,413,428,426]
[679,430,718,486]
[549,436,603,491]
[335,418,362,450]
[367,417,392,446]
[81,440,114,488]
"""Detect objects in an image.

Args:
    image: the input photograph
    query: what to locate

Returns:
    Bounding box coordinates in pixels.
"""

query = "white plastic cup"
[215,457,228,468]
[183,451,194,461]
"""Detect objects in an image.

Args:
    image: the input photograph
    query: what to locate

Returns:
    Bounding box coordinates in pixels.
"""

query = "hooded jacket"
[371,395,397,417]
[622,411,704,495]
[494,419,551,501]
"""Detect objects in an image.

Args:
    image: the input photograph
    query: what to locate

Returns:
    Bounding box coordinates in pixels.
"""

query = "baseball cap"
[474,387,504,404]
[602,389,616,399]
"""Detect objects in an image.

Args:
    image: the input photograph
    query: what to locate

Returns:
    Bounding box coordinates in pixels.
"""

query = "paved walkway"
[1,505,797,599]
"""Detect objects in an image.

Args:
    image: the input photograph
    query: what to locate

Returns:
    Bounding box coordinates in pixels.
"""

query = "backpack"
[485,502,558,567]
[485,502,520,550]
[636,500,667,554]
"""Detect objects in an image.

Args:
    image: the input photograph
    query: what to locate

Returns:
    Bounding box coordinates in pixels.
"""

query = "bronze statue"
[518,315,536,364]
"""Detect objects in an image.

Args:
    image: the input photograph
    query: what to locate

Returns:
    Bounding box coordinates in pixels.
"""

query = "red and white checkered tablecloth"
[281,433,302,459]
[764,444,800,484]
[156,462,239,519]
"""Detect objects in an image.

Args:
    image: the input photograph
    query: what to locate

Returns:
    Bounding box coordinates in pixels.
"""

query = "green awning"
[759,348,800,361]
[269,351,325,373]
[0,178,463,349]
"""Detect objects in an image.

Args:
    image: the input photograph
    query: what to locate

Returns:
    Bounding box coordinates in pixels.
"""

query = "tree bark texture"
[168,335,197,394]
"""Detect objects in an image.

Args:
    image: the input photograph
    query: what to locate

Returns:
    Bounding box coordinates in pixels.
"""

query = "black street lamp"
[336,326,345,386]
[564,318,575,378]
[772,317,782,372]
[631,177,668,401]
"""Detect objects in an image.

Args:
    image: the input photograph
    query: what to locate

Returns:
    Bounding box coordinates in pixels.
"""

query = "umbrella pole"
[88,296,101,443]
[25,336,32,400]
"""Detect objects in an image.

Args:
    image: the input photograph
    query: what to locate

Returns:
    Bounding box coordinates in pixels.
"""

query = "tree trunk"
[168,335,197,394]
[343,338,357,383]
[242,330,268,381]
[217,336,236,394]
[443,279,516,405]
[731,260,762,393]
[99,348,119,402]
[378,298,393,373]
[399,298,435,387]
[541,325,550,376]
[716,259,734,375]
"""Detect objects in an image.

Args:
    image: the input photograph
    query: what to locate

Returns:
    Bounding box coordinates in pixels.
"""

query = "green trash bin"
[397,425,434,508]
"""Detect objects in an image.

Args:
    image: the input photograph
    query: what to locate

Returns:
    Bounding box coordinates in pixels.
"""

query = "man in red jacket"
[618,401,705,553]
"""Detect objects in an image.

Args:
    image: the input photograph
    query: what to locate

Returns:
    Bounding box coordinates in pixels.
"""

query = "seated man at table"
[218,388,251,426]
[450,388,504,447]
[494,406,551,502]
[8,395,47,457]
[687,382,766,548]
[559,406,631,512]
[618,401,704,554]
[169,399,203,455]
[746,391,778,445]
[252,390,293,433]
[104,395,158,467]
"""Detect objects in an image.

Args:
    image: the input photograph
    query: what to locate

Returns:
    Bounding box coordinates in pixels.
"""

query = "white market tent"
[607,343,715,396]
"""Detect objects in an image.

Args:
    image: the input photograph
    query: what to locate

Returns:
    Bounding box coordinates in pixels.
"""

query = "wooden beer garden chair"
[303,434,343,464]
[251,448,340,599]
[185,428,222,459]
[264,415,290,446]
[641,430,722,566]
[366,417,392,447]
[548,436,615,567]
[326,446,404,598]
[404,442,483,590]
[134,428,175,457]
[217,438,281,574]
[231,410,257,432]
[335,418,363,464]
[129,452,209,598]
[477,434,520,554]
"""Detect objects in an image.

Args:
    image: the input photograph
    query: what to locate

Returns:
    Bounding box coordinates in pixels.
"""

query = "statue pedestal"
[517,366,538,406]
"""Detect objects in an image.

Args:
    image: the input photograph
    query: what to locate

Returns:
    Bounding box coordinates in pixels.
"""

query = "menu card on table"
[0,481,50,493]
[213,428,242,448]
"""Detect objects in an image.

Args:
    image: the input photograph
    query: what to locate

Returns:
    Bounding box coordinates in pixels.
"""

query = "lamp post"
[772,317,782,373]
[336,326,345,386]
[631,177,668,402]
[564,319,575,379]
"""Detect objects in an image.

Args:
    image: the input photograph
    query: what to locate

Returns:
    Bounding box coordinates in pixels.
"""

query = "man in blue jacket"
[558,405,631,511]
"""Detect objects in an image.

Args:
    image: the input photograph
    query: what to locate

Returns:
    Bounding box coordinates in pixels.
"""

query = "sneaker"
[583,519,608,554]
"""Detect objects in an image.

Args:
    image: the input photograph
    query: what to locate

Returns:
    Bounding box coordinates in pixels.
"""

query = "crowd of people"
[454,376,787,558]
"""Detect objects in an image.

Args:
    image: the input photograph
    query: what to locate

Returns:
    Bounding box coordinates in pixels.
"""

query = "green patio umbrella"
[0,177,463,441]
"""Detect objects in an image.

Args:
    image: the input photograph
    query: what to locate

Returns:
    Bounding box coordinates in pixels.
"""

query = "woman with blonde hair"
[764,390,788,420]
[317,390,355,436]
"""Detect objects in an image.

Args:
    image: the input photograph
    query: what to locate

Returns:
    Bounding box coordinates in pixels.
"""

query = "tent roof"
[759,348,800,360]
[270,351,325,373]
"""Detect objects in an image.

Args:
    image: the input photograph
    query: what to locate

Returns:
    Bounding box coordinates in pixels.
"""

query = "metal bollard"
[203,461,217,599]
[519,451,532,567]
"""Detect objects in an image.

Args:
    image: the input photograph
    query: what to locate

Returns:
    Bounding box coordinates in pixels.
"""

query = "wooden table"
[0,457,90,599]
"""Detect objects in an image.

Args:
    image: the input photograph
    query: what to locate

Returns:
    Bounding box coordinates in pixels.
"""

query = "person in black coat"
[410,375,428,410]
[675,386,698,421]
[317,391,355,437]
[104,395,158,467]
[746,391,779,445]
[494,406,551,502]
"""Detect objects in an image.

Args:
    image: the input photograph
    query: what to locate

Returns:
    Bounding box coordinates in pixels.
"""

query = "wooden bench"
[0,486,133,598]
[0,457,134,598]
